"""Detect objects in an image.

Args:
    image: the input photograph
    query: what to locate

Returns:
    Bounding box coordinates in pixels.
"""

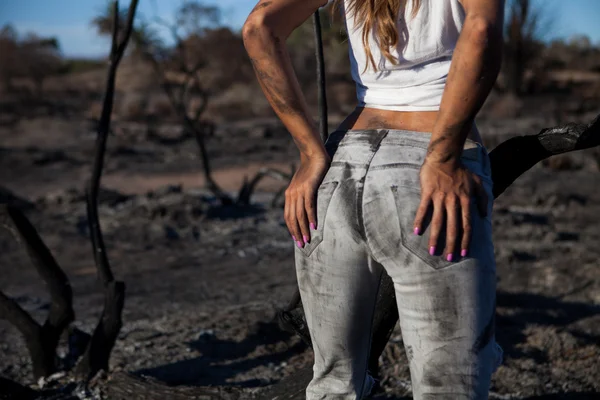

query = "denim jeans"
[294,129,503,400]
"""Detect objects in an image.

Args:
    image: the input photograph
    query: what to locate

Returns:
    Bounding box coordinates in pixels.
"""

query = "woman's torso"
[338,0,482,143]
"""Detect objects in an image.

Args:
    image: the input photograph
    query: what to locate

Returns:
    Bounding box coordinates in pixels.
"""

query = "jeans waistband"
[325,129,491,177]
[327,129,481,149]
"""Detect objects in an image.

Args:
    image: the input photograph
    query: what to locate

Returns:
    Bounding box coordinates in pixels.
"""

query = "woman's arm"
[243,0,328,159]
[428,0,504,162]
[414,0,505,260]
[243,0,329,248]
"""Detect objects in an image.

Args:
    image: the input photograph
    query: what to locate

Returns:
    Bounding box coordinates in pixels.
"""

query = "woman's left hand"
[413,159,488,261]
[284,153,331,248]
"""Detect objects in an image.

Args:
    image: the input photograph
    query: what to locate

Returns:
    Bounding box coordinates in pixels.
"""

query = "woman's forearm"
[243,3,328,160]
[427,9,504,166]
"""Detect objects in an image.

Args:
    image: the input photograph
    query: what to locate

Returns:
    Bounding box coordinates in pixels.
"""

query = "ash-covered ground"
[1,113,599,399]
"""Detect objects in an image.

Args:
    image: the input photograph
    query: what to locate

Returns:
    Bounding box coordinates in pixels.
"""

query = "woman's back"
[345,0,466,111]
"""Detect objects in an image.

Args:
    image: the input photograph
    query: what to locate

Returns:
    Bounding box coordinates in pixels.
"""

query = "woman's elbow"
[242,14,273,53]
[465,16,503,47]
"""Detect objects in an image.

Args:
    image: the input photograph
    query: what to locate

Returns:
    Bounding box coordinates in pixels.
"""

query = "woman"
[243,0,504,398]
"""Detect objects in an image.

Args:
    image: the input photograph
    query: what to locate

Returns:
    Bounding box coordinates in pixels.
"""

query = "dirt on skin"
[1,112,599,399]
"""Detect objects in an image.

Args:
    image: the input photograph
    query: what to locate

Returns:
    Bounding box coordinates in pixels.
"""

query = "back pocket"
[297,181,339,257]
[391,185,454,270]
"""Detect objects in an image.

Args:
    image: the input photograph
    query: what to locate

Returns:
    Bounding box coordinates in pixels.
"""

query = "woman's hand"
[285,153,331,248]
[413,159,488,261]
[244,0,332,249]
[407,0,503,261]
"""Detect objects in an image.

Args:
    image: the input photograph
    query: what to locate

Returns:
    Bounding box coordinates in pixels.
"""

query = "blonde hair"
[334,0,422,71]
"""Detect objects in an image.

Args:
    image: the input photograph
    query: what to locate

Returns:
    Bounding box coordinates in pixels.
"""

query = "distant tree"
[567,34,593,52]
[0,25,19,91]
[91,0,243,204]
[20,34,62,94]
[502,0,550,94]
[545,35,600,73]
[175,1,221,35]
[0,24,62,94]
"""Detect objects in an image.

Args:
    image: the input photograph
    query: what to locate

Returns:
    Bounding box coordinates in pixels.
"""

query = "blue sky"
[1,0,599,58]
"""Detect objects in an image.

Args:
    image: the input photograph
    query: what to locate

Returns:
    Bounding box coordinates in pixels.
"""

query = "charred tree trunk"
[75,0,138,381]
[313,9,328,143]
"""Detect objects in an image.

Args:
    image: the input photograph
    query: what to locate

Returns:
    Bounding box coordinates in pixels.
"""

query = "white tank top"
[344,0,465,111]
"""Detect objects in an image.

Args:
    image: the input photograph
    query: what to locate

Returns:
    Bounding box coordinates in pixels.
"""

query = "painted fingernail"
[292,236,297,242]
[447,253,453,262]
[461,249,468,257]
[303,235,309,244]
[310,223,317,230]
[429,246,436,256]
[296,241,303,248]
[414,227,420,235]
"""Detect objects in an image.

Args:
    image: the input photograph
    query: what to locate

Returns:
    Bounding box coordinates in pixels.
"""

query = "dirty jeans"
[294,129,503,400]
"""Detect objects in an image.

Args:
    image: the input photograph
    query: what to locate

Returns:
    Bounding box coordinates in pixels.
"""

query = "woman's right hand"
[285,153,331,248]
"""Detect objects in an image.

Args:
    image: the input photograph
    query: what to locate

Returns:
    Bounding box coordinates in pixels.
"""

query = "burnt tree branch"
[0,205,75,379]
[491,115,600,197]
[76,0,139,381]
[237,167,293,206]
[0,291,48,379]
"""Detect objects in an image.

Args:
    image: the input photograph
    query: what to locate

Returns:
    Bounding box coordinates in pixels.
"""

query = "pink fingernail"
[296,241,303,248]
[303,235,309,244]
[447,253,453,262]
[429,246,436,256]
[310,223,317,230]
[414,227,420,235]
[292,236,297,242]
[461,249,468,257]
